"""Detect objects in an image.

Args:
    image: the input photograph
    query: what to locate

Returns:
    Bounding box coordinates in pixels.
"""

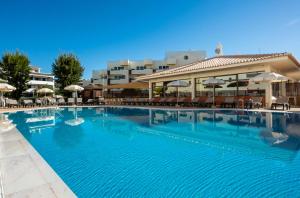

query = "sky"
[0,0,299,79]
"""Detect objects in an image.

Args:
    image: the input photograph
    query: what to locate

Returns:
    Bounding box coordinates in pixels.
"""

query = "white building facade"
[27,66,55,89]
[91,50,206,86]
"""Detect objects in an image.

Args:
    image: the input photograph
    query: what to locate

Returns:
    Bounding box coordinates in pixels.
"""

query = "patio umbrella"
[64,85,84,99]
[24,88,36,97]
[37,88,54,97]
[202,78,225,106]
[0,83,16,107]
[249,72,288,108]
[249,72,288,83]
[167,80,189,105]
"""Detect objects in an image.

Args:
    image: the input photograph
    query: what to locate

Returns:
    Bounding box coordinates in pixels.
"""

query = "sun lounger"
[86,99,94,105]
[68,98,75,105]
[98,97,105,105]
[271,96,290,110]
[221,97,236,108]
[6,99,19,108]
[204,97,214,107]
[23,99,34,107]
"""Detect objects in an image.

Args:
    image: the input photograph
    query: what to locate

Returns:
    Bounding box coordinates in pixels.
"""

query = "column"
[191,78,196,99]
[281,81,286,96]
[148,81,152,99]
[265,82,273,108]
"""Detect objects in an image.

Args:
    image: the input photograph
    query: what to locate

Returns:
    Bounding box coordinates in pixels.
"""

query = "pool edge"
[0,126,76,197]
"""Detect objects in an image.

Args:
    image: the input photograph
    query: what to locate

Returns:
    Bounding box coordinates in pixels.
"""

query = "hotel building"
[137,52,300,107]
[27,66,55,89]
[91,51,206,86]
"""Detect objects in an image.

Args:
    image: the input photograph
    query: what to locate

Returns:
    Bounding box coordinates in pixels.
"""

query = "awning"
[104,82,148,89]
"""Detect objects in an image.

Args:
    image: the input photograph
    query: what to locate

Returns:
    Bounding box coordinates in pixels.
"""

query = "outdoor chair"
[48,98,57,105]
[35,99,43,106]
[68,98,75,105]
[244,97,263,109]
[76,98,83,105]
[98,97,105,105]
[57,98,66,105]
[271,96,290,110]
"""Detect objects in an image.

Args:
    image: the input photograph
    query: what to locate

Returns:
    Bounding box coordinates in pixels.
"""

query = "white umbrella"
[0,83,16,107]
[167,80,190,106]
[249,72,289,108]
[202,78,225,106]
[0,83,16,92]
[64,85,84,102]
[37,88,54,97]
[249,72,288,83]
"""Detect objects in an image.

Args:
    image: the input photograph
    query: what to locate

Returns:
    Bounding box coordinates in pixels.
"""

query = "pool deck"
[0,105,299,197]
[0,123,76,197]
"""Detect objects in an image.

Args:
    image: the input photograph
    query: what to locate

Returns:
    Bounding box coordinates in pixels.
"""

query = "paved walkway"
[0,121,76,197]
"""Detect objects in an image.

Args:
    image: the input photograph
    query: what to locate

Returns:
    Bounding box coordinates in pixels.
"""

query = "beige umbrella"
[37,88,54,97]
[202,78,225,106]
[249,72,289,108]
[167,80,190,106]
[64,85,84,103]
[0,83,16,107]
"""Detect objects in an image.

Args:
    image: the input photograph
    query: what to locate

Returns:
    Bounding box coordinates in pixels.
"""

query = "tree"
[0,51,31,99]
[52,54,84,91]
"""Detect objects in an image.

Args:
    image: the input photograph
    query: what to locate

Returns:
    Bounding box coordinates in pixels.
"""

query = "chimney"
[215,43,223,56]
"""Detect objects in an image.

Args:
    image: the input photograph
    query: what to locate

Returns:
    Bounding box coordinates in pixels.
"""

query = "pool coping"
[0,105,300,114]
[0,123,76,197]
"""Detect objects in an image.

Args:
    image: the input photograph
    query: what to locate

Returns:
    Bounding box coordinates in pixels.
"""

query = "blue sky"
[0,0,299,78]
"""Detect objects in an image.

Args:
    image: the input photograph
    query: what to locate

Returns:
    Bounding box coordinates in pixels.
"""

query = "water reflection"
[7,107,300,161]
[64,107,85,126]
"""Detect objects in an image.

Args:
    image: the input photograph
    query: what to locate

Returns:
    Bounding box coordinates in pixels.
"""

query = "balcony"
[110,69,129,75]
[27,80,55,87]
[131,69,153,75]
[110,79,129,84]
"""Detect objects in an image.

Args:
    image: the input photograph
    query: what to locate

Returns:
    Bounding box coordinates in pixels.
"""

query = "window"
[184,55,189,60]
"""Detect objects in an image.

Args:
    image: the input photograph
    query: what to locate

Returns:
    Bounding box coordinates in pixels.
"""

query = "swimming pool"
[6,107,300,197]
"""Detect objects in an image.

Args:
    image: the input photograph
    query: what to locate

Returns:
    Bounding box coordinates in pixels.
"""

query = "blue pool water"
[6,107,300,197]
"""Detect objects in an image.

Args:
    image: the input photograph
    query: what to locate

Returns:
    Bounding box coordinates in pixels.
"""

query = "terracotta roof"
[137,53,299,80]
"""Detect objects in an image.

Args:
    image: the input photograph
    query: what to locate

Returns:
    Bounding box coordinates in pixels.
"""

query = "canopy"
[104,82,148,89]
[249,72,288,83]
[64,85,84,92]
[167,80,189,87]
[0,83,16,92]
[37,88,54,94]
